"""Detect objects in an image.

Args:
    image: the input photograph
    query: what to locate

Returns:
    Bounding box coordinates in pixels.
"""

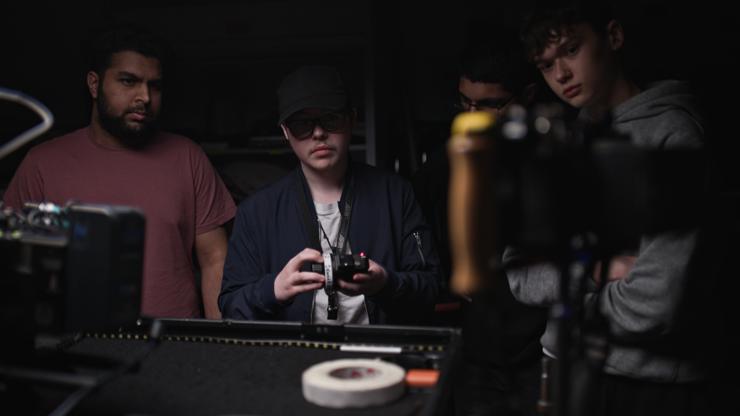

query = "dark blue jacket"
[219,163,441,324]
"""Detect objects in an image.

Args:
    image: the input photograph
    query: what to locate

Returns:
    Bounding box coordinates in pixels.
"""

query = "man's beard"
[96,86,159,148]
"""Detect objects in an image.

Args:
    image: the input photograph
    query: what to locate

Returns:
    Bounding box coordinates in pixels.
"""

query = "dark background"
[1,0,738,200]
[2,0,739,408]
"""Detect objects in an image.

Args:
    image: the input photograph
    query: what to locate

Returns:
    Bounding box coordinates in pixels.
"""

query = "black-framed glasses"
[455,93,514,112]
[284,111,350,140]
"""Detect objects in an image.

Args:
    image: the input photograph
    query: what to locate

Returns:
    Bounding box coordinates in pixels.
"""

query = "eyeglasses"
[455,93,514,112]
[284,111,350,140]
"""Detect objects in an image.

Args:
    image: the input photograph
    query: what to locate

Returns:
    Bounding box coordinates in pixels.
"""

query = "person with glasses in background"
[219,66,440,325]
[411,30,556,415]
[415,33,545,291]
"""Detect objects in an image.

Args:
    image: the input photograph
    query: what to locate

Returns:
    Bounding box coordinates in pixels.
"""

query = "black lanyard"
[295,167,354,255]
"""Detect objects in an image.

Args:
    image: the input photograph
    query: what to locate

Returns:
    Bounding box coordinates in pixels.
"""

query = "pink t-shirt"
[3,126,236,318]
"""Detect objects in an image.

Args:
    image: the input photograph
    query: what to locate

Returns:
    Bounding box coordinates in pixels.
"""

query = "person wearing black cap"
[219,66,440,325]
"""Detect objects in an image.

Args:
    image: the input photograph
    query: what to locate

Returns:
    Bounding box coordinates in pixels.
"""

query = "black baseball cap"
[277,65,348,124]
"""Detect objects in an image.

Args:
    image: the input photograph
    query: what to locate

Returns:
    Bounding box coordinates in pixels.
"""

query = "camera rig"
[1,202,145,360]
[301,252,369,320]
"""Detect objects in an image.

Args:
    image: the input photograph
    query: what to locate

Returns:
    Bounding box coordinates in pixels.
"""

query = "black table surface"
[6,320,459,416]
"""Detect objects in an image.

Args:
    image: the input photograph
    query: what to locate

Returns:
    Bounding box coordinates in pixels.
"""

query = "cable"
[0,87,54,160]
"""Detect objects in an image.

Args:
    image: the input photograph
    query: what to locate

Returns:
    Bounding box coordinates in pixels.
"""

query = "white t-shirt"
[311,201,370,324]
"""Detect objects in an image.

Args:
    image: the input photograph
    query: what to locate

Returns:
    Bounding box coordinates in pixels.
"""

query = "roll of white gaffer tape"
[302,358,406,408]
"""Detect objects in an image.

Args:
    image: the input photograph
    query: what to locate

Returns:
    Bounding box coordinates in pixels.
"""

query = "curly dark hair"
[520,0,615,61]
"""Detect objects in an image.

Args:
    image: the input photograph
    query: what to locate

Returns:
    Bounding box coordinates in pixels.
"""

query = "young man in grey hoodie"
[506,2,711,415]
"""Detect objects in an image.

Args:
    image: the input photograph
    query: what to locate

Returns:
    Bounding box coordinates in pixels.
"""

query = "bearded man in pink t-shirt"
[3,28,236,319]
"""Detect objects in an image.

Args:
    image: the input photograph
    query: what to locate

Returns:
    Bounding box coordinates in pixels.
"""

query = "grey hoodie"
[505,80,707,382]
[612,79,703,149]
